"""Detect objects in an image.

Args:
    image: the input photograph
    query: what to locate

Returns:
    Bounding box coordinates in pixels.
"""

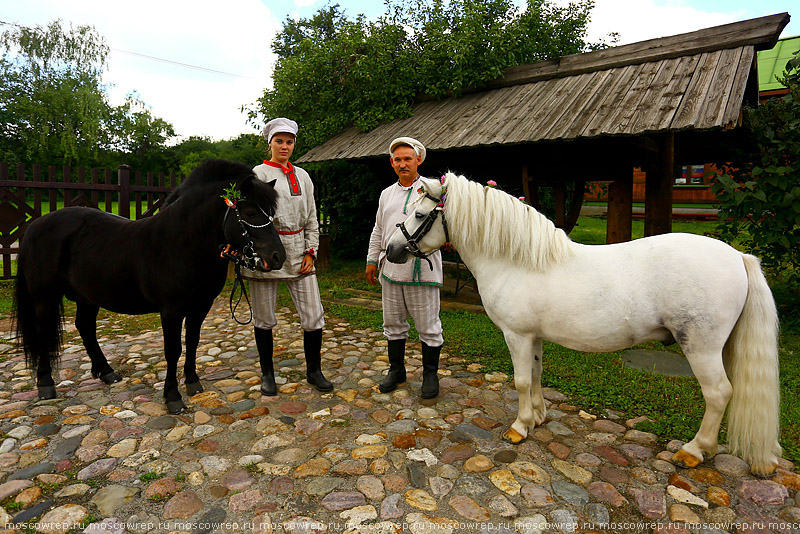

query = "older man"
[366,137,443,398]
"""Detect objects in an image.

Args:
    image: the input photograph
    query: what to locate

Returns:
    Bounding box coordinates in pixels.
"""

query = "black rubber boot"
[421,342,441,399]
[379,339,407,393]
[304,329,333,392]
[255,327,277,396]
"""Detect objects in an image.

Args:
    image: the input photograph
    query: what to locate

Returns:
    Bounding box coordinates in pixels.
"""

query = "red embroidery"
[263,160,301,196]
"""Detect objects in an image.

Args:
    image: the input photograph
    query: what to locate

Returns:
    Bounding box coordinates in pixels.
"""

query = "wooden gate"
[0,163,182,280]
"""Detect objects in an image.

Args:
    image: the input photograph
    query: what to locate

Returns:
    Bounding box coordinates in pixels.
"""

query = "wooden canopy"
[299,13,790,242]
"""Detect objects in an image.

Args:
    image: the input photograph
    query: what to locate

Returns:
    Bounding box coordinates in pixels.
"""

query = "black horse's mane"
[165,159,277,210]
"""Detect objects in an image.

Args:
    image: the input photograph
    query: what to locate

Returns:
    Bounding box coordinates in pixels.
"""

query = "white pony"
[386,172,781,475]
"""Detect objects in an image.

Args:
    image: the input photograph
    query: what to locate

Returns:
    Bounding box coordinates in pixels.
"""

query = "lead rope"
[228,261,253,325]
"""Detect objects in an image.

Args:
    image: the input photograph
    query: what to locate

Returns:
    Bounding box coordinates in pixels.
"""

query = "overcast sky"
[1,0,796,142]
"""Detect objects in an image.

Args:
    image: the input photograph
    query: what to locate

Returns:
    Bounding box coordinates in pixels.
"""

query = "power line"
[110,48,251,79]
[0,19,251,79]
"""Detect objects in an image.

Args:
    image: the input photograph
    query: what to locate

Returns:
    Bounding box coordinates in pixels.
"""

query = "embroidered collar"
[264,160,301,196]
[397,176,419,190]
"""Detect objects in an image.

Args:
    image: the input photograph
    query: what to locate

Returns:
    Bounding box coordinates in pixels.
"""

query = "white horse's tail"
[725,254,781,474]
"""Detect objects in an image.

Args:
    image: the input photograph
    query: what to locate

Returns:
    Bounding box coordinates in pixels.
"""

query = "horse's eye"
[415,212,425,219]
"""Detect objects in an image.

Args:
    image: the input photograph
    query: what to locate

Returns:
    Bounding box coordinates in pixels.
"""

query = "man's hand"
[298,253,314,274]
[366,264,378,285]
[220,244,239,259]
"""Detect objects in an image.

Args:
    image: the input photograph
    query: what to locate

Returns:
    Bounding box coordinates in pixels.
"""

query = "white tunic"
[245,162,319,281]
[367,176,443,286]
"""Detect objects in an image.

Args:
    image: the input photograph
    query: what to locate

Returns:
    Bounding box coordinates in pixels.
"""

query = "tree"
[0,20,176,171]
[164,134,264,175]
[252,0,600,154]
[713,51,800,291]
[252,0,601,257]
[0,20,110,167]
[108,93,176,172]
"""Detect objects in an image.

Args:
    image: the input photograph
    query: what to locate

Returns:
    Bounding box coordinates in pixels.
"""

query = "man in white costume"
[366,137,443,399]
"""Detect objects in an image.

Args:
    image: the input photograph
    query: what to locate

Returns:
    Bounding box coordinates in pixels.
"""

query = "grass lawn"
[1,214,797,467]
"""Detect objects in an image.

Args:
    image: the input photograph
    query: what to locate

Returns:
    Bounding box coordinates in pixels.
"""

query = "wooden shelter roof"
[299,13,789,164]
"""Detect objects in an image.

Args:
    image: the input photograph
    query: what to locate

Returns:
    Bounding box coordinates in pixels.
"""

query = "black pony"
[13,159,286,414]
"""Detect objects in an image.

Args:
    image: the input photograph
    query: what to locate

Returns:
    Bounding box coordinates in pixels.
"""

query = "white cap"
[389,136,426,164]
[263,117,298,142]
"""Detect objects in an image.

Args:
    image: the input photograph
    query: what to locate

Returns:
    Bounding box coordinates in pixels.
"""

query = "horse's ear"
[267,179,277,189]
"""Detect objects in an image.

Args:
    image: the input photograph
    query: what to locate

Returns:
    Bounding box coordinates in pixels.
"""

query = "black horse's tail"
[13,266,64,370]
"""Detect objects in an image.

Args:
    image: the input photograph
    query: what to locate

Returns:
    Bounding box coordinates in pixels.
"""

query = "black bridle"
[220,203,274,272]
[220,201,275,325]
[396,190,450,271]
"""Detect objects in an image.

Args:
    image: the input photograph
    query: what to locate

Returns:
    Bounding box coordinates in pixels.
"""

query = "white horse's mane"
[443,172,575,271]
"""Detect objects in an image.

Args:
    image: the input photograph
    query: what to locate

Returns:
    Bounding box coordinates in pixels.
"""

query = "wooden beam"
[607,177,633,244]
[644,133,674,236]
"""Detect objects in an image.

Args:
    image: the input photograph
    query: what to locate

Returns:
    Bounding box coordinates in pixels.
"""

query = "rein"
[220,203,275,325]
[396,187,449,271]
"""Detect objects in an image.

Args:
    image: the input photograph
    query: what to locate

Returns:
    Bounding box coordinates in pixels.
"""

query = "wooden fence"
[0,163,182,280]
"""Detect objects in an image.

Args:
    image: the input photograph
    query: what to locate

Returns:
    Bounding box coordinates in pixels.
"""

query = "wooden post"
[48,166,57,213]
[32,164,42,217]
[563,181,586,234]
[521,163,540,210]
[644,132,674,236]
[118,165,131,219]
[521,163,531,203]
[91,168,99,207]
[606,176,633,244]
[135,171,143,219]
[554,183,566,228]
[104,170,113,213]
[63,166,71,207]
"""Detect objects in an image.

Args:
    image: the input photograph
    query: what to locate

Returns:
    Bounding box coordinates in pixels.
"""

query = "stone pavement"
[0,296,798,534]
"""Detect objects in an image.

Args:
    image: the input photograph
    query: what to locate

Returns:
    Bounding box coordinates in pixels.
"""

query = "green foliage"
[253,0,604,254]
[164,133,264,175]
[139,471,164,482]
[311,160,385,258]
[221,183,243,205]
[0,20,110,167]
[108,92,176,171]
[0,20,175,171]
[713,51,800,291]
[253,0,603,154]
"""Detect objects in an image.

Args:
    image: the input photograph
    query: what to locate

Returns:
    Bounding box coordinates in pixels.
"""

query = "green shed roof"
[758,35,800,91]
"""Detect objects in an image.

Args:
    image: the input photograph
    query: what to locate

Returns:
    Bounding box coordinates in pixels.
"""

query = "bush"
[312,160,384,259]
[713,51,800,294]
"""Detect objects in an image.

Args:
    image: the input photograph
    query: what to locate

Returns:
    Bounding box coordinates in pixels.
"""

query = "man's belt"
[277,228,304,235]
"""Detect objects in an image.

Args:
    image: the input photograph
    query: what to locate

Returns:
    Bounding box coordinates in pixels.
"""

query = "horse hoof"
[38,385,57,400]
[166,400,186,415]
[185,381,204,396]
[672,449,702,469]
[98,371,123,385]
[502,428,526,444]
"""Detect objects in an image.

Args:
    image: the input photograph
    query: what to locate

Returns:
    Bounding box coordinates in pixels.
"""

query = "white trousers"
[250,275,325,331]
[380,278,443,347]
